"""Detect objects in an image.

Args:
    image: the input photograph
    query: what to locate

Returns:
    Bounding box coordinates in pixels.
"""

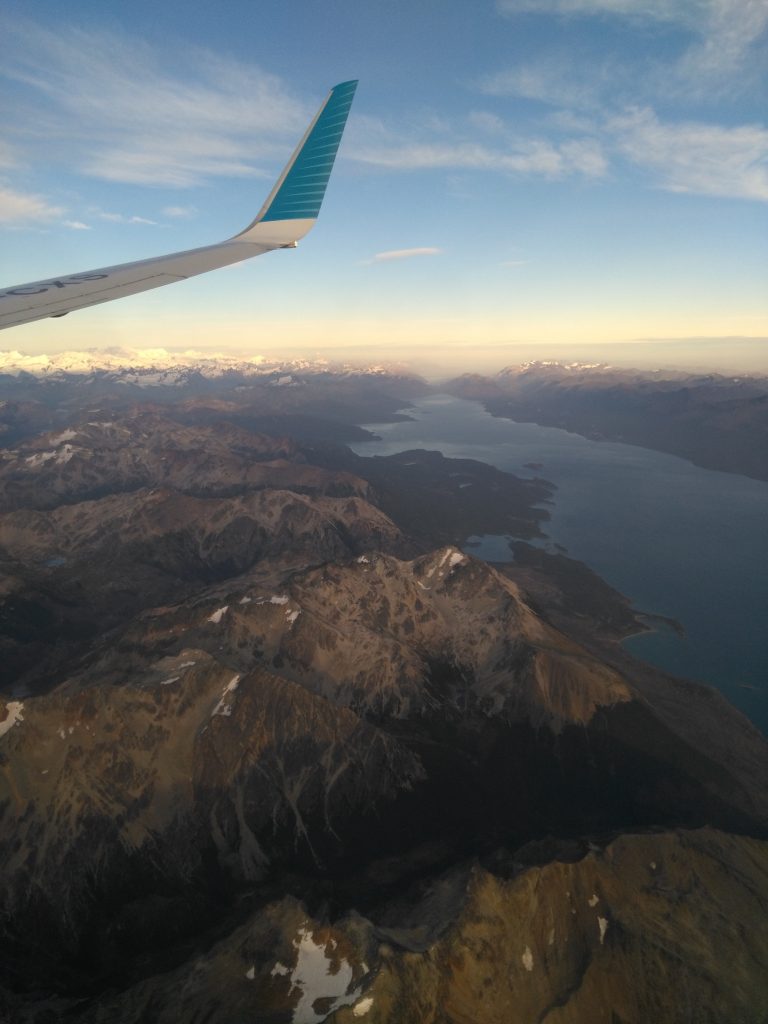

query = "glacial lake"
[350,393,768,734]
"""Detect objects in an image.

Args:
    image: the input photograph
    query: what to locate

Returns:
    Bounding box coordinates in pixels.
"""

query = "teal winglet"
[260,80,358,223]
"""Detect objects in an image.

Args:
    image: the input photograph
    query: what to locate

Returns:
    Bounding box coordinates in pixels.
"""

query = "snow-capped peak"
[0,347,414,384]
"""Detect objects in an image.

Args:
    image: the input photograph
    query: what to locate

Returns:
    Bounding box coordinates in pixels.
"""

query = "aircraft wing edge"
[0,80,358,331]
[0,238,275,330]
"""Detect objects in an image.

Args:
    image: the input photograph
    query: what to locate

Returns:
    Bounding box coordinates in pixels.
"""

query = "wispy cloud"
[495,0,768,98]
[0,183,64,224]
[0,20,309,187]
[480,1,768,201]
[163,205,198,218]
[610,107,768,200]
[467,111,508,135]
[355,134,607,180]
[94,211,158,225]
[479,61,608,109]
[494,0,756,40]
[496,0,706,20]
[63,220,91,230]
[676,0,768,87]
[370,247,443,263]
[358,92,766,202]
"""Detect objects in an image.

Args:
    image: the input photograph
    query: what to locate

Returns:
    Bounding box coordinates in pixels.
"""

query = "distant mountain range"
[0,351,429,450]
[447,361,768,481]
[0,346,406,381]
[4,348,766,481]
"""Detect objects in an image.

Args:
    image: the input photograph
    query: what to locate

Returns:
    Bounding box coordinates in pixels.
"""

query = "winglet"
[234,80,358,245]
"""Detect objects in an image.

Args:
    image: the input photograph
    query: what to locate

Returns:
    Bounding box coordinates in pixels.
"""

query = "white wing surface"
[0,80,358,331]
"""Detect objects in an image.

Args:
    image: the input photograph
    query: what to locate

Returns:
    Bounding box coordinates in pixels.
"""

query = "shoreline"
[622,611,686,643]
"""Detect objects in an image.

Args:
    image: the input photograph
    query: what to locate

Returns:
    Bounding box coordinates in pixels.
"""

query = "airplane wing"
[0,80,358,331]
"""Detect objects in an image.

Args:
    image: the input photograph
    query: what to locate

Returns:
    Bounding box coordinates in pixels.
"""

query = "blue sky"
[1,0,766,373]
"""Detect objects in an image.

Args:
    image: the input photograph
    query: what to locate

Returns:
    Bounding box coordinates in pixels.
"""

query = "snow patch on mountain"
[49,429,78,446]
[211,675,240,718]
[424,546,466,580]
[24,445,75,467]
[285,924,363,1024]
[0,701,24,739]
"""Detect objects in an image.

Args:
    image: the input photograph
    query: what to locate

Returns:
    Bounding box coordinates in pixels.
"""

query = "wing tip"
[235,79,358,243]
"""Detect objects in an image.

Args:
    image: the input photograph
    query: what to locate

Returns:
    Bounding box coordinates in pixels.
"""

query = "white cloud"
[63,220,91,230]
[479,1,768,201]
[370,247,442,262]
[0,184,64,224]
[479,62,605,109]
[467,111,508,135]
[355,136,606,180]
[351,107,607,182]
[497,0,710,26]
[0,20,309,187]
[495,0,768,97]
[609,107,768,201]
[356,95,764,203]
[560,139,608,176]
[163,205,197,218]
[676,0,768,84]
[95,211,157,225]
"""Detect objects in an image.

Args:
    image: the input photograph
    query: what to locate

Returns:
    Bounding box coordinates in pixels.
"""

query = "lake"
[350,393,768,734]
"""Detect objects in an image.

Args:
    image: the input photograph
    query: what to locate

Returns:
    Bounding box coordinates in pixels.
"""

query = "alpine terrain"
[0,354,766,1023]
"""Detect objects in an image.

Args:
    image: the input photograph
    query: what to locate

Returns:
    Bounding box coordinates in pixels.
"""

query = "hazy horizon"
[255,336,768,379]
[3,335,765,381]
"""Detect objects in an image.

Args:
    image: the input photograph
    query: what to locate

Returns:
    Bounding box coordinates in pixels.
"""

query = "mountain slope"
[447,363,768,480]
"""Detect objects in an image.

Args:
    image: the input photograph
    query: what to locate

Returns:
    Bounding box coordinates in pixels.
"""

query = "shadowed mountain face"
[53,829,766,1024]
[446,362,768,481]
[0,359,430,447]
[0,372,767,1023]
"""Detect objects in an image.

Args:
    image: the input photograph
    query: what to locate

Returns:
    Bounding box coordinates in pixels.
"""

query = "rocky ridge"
[0,415,368,513]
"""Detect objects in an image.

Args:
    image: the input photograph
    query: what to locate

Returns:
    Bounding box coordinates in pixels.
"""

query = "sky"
[0,0,766,375]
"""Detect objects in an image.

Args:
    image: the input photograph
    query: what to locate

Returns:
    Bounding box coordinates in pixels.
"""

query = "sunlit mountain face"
[0,360,766,1023]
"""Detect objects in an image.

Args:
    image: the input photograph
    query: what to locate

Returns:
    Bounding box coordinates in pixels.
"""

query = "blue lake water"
[350,393,768,734]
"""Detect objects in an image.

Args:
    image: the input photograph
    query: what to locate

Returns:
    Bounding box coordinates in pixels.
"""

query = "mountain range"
[447,361,768,481]
[0,360,766,1023]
